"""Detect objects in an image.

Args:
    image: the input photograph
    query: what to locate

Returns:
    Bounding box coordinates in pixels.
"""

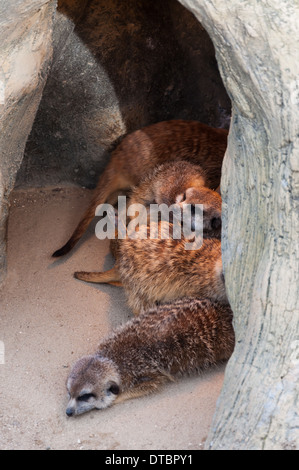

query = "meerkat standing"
[53,120,227,258]
[66,297,234,416]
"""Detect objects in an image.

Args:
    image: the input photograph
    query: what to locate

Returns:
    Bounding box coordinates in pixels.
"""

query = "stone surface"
[16,0,231,189]
[179,0,299,450]
[0,0,57,281]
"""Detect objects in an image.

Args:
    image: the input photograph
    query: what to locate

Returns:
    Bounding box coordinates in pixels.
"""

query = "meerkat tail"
[74,267,122,286]
[52,172,127,258]
[52,201,100,258]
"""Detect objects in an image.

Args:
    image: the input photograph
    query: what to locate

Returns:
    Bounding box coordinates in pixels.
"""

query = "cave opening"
[1,0,233,451]
[16,0,231,189]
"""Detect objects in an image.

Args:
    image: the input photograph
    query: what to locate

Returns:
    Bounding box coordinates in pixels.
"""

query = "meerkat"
[75,221,226,315]
[74,161,222,291]
[53,120,227,258]
[66,297,234,416]
[128,160,222,238]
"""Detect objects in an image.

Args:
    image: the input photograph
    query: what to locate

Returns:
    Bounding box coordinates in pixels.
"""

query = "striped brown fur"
[117,223,227,315]
[66,297,234,416]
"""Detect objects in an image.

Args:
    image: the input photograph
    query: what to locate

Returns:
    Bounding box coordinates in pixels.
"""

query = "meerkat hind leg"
[74,267,122,287]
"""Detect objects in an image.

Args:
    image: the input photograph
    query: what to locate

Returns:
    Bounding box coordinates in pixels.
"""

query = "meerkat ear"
[176,192,187,204]
[107,382,120,396]
[176,187,199,204]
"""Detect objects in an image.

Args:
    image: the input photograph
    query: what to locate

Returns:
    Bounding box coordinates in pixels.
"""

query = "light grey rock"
[179,0,299,451]
[0,0,57,281]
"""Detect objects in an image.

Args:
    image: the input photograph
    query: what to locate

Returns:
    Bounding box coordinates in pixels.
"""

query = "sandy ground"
[0,187,226,450]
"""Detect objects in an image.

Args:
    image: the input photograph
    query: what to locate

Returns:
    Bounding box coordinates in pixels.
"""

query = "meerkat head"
[175,187,222,238]
[66,355,121,417]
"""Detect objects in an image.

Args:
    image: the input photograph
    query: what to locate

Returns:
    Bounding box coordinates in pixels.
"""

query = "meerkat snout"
[175,187,222,237]
[66,355,121,416]
[66,407,74,417]
[202,208,222,236]
[211,216,221,230]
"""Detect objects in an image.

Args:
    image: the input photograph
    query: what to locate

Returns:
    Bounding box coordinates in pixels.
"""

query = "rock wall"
[16,0,231,189]
[179,0,299,450]
[0,0,57,281]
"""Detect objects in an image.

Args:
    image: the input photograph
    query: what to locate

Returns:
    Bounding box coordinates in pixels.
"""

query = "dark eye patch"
[77,393,96,402]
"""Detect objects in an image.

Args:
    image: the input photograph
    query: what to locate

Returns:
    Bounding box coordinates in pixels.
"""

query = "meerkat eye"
[107,383,120,396]
[77,393,96,402]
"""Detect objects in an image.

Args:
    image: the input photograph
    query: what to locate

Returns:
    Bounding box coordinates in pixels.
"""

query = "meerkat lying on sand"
[66,297,234,416]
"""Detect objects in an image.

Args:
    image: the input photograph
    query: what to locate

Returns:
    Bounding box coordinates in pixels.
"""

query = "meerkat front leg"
[74,266,122,287]
[114,371,174,405]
